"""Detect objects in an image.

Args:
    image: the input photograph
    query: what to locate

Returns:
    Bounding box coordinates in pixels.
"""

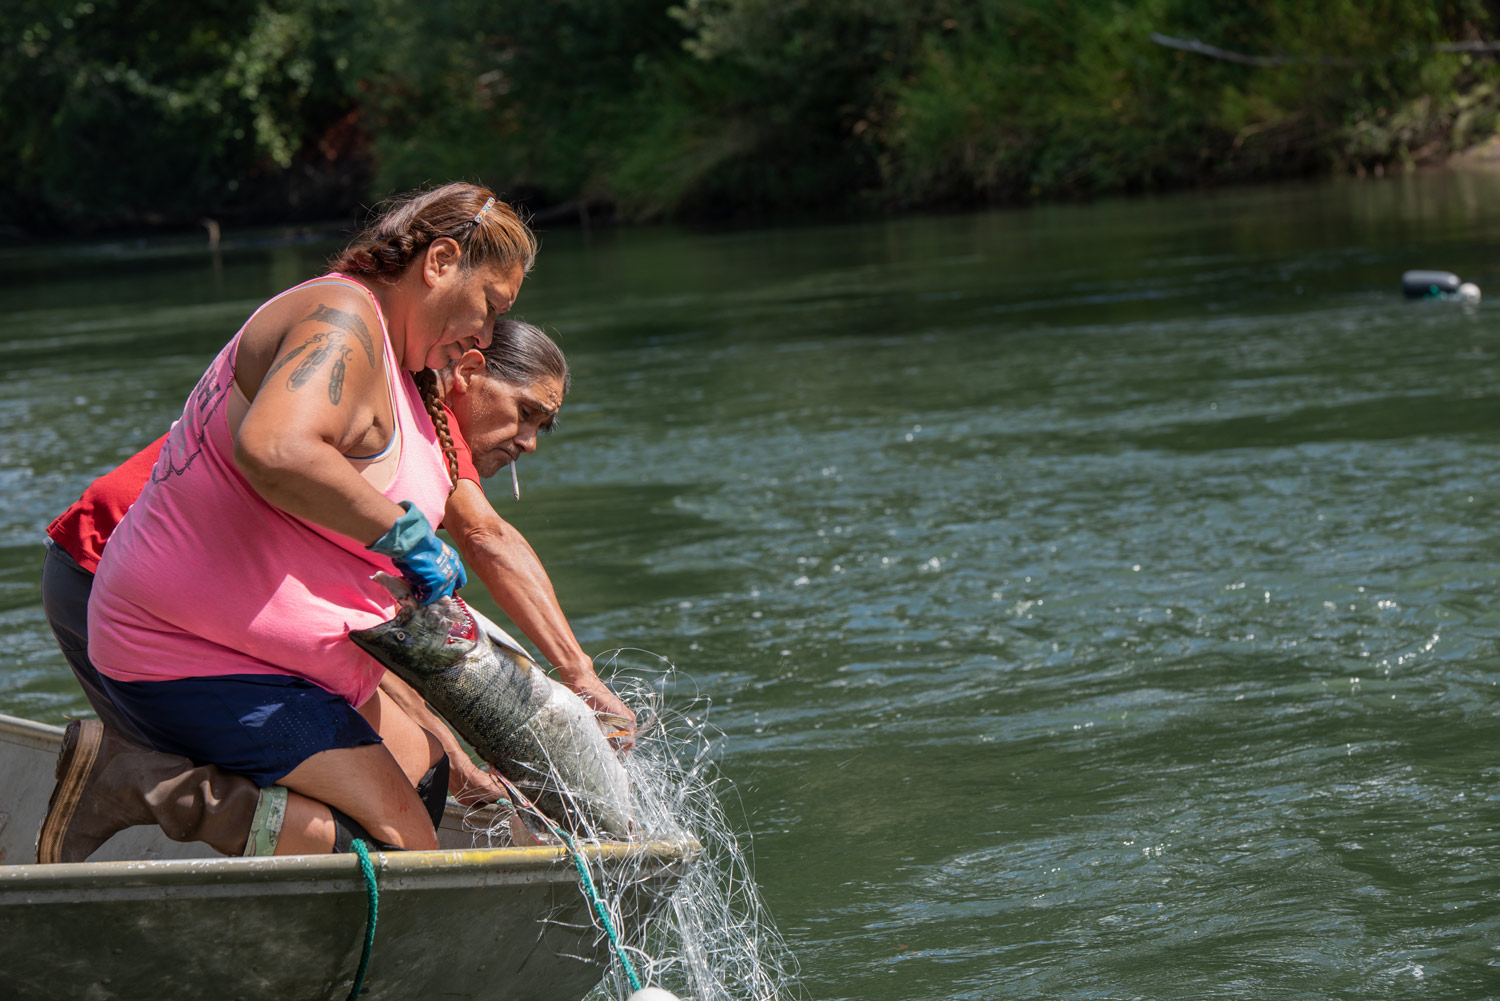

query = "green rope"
[347,838,380,1000]
[492,774,644,992]
[558,829,643,993]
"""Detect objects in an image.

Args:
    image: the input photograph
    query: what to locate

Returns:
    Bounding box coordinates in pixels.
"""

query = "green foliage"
[6,0,1500,231]
[653,0,953,215]
[343,0,681,204]
[0,0,360,230]
[605,54,771,219]
[884,0,1500,203]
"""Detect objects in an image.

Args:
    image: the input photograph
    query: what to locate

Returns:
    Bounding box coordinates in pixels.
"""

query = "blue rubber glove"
[368,501,467,604]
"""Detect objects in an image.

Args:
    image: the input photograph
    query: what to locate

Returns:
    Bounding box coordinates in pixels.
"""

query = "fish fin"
[507,806,548,847]
[369,571,416,606]
[463,603,534,660]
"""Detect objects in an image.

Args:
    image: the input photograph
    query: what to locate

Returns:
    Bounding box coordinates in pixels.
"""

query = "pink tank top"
[88,275,451,707]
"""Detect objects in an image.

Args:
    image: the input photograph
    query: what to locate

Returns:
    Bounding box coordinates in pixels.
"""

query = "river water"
[3,172,1499,999]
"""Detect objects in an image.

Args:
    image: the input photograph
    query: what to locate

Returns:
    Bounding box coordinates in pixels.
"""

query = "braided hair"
[329,183,536,282]
[412,369,461,489]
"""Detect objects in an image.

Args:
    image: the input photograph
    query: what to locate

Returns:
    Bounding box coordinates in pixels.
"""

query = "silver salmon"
[349,578,635,837]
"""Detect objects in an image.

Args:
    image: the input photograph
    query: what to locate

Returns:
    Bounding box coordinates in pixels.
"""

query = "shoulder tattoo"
[303,304,377,366]
[263,302,378,405]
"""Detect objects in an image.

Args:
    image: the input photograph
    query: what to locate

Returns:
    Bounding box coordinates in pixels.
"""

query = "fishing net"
[468,651,804,1001]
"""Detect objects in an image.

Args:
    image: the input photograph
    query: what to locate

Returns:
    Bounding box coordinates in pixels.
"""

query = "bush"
[6,0,1500,232]
[0,0,364,231]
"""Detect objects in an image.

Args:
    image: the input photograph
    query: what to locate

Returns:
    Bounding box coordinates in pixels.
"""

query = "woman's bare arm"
[233,288,406,544]
[444,478,637,747]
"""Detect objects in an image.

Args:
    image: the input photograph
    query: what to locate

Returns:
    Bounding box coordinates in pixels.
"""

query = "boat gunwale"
[0,838,699,891]
[0,712,701,896]
[0,712,64,752]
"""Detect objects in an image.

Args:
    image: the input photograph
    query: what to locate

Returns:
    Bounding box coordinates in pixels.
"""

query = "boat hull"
[0,714,693,1000]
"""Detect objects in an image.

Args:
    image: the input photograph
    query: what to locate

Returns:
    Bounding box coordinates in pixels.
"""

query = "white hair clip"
[474,197,496,224]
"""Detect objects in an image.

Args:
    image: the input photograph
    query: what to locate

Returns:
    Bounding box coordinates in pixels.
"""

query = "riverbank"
[8,2,1500,235]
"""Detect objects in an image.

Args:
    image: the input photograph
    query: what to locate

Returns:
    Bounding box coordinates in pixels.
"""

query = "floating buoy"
[1401,269,1479,301]
[627,989,684,1001]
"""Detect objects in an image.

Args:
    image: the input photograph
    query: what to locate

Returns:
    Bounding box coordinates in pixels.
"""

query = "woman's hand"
[448,756,509,807]
[561,669,637,751]
[368,501,467,603]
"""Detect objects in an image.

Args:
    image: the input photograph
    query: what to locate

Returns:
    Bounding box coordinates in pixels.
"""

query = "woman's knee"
[274,792,336,855]
[278,744,438,851]
[351,803,439,851]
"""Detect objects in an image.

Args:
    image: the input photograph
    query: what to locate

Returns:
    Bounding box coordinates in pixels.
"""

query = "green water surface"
[2,172,1499,1000]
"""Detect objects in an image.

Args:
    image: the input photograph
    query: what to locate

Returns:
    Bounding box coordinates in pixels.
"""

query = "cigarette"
[510,457,520,501]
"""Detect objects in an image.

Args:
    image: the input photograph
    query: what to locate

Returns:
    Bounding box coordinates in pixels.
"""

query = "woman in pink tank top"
[86,184,536,854]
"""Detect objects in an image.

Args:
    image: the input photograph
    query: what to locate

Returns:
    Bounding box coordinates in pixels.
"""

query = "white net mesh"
[472,651,805,1001]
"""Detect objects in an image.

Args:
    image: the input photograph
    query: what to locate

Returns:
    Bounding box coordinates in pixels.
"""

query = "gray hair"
[479,317,570,394]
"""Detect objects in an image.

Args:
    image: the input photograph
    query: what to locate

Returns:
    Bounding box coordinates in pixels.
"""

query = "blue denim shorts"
[97,672,382,787]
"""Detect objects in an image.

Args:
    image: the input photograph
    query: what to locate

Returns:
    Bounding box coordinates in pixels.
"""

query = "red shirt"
[436,402,481,489]
[47,405,479,571]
